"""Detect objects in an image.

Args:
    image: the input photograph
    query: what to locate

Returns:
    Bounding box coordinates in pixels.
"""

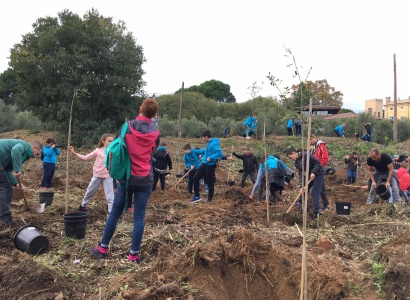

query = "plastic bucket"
[376,184,391,200]
[63,212,88,239]
[13,225,49,255]
[39,192,54,206]
[336,201,351,215]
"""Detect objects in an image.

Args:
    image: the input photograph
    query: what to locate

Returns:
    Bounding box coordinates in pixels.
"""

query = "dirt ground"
[1,131,410,299]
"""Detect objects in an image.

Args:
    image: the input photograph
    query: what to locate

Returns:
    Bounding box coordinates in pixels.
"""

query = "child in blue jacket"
[191,130,223,203]
[183,143,201,194]
[334,123,346,137]
[40,138,60,189]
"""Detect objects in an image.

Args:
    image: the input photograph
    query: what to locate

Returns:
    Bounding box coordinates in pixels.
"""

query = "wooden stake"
[263,123,269,223]
[227,145,233,182]
[65,91,76,214]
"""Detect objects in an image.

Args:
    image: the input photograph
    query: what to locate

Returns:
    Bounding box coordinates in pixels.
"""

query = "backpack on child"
[105,122,131,181]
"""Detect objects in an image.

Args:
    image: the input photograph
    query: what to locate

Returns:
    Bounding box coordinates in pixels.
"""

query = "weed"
[370,259,386,297]
[347,279,364,296]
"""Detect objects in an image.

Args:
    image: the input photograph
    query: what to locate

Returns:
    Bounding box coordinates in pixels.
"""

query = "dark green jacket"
[0,139,33,185]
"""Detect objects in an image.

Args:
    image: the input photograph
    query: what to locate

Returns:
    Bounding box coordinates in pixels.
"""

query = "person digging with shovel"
[228,147,258,188]
[286,147,326,218]
[183,143,201,194]
[0,139,42,225]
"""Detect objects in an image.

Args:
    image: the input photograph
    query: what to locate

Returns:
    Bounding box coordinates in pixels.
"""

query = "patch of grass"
[347,279,364,296]
[370,259,386,297]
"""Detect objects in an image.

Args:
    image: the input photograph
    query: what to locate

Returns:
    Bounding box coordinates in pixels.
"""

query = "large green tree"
[9,9,145,144]
[177,79,236,103]
[0,68,18,105]
[284,79,343,109]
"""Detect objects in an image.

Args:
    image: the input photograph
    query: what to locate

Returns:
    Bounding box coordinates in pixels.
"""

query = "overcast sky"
[1,0,409,112]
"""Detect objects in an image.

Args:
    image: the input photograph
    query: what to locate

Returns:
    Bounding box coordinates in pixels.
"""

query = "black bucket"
[39,192,54,206]
[336,201,351,215]
[13,225,49,255]
[376,184,391,200]
[63,212,89,239]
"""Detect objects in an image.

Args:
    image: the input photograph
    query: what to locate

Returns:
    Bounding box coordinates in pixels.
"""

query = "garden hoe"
[286,178,313,213]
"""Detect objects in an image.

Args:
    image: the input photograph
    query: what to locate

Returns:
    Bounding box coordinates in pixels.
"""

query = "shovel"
[171,168,192,189]
[286,178,313,213]
[17,178,29,210]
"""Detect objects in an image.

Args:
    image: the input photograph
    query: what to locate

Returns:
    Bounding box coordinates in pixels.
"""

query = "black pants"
[193,164,216,200]
[153,171,166,191]
[0,166,13,225]
[188,169,197,194]
[40,162,56,188]
[287,128,293,136]
[241,172,255,188]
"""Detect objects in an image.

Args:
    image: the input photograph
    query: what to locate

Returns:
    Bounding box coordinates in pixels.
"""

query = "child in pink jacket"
[68,134,114,212]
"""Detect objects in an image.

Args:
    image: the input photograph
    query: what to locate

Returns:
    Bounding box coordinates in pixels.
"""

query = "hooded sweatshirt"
[397,167,410,192]
[153,145,172,173]
[196,138,223,166]
[124,116,160,186]
[310,140,329,166]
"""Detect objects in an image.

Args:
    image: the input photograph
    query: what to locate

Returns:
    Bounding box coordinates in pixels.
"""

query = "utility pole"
[393,54,398,142]
[178,82,184,138]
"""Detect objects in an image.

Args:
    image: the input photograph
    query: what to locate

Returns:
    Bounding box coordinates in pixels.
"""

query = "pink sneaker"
[89,244,108,259]
[128,252,140,263]
[249,194,253,199]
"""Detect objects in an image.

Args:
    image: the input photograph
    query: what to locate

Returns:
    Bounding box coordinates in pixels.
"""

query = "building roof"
[323,112,357,120]
[294,105,341,113]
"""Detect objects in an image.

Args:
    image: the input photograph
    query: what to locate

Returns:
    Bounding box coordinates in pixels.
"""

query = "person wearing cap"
[286,147,326,217]
[392,155,400,170]
[310,134,329,211]
[334,123,346,138]
[228,147,258,188]
[367,148,401,204]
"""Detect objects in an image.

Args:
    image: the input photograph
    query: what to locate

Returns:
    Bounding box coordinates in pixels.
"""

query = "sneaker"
[294,201,302,207]
[249,194,253,199]
[319,206,329,213]
[78,205,88,212]
[128,207,134,212]
[189,196,201,203]
[206,198,212,203]
[128,252,140,263]
[89,244,108,259]
[39,187,46,191]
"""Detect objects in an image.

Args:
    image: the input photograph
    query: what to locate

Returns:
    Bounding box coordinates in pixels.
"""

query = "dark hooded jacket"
[294,151,325,187]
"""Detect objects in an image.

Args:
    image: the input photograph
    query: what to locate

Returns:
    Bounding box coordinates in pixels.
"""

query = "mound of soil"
[0,252,89,299]
[379,231,410,299]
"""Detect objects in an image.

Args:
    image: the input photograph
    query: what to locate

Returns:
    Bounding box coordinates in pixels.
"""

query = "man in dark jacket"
[229,147,258,188]
[286,147,326,218]
[0,139,42,225]
[152,143,172,191]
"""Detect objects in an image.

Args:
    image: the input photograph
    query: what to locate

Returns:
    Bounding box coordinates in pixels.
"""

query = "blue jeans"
[347,169,357,179]
[40,162,56,188]
[100,183,152,254]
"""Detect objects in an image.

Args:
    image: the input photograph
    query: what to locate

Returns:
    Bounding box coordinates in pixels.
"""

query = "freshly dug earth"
[1,130,409,299]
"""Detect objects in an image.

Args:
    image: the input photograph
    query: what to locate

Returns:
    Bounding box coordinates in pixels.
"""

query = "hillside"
[1,131,410,299]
